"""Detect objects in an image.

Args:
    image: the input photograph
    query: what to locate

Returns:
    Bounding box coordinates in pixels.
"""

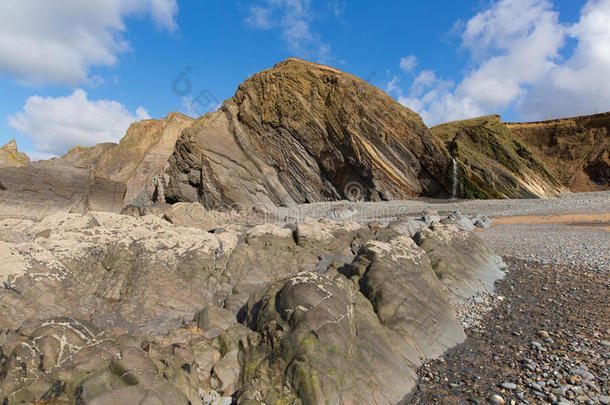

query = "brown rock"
[506,111,610,191]
[93,111,194,205]
[0,139,30,168]
[164,58,453,209]
[0,159,126,219]
[431,115,564,198]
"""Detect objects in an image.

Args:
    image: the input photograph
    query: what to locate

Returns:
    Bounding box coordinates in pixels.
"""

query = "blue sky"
[1,0,608,160]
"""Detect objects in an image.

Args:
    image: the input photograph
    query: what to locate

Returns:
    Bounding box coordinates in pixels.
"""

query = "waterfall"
[451,158,458,199]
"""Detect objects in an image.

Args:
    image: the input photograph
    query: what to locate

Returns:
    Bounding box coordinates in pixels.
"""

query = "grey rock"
[195,306,237,339]
[474,215,492,229]
[413,223,507,302]
[501,382,517,390]
[488,393,506,405]
[599,395,610,405]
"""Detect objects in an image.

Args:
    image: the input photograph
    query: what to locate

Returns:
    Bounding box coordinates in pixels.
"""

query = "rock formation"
[431,115,564,199]
[506,112,610,191]
[0,139,29,168]
[92,111,194,205]
[0,159,126,220]
[0,209,506,404]
[0,113,192,219]
[163,58,453,209]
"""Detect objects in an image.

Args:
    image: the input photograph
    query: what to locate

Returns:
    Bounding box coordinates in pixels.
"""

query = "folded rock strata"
[163,58,453,209]
[431,115,564,198]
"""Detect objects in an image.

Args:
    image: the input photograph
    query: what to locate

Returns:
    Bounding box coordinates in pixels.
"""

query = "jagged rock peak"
[0,138,30,167]
[2,138,18,152]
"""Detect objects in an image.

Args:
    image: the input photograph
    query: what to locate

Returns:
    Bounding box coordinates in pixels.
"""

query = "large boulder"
[238,271,417,405]
[348,236,465,360]
[413,223,507,302]
[163,58,453,209]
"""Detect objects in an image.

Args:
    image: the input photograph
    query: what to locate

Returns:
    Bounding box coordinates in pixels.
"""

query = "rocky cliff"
[506,112,610,191]
[163,58,453,209]
[61,111,194,205]
[93,111,194,205]
[0,113,193,219]
[431,115,565,199]
[0,158,126,219]
[0,139,30,168]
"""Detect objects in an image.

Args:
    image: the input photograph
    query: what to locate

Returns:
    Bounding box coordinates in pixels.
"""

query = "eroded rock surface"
[414,223,507,302]
[0,160,126,220]
[0,208,505,404]
[507,112,610,191]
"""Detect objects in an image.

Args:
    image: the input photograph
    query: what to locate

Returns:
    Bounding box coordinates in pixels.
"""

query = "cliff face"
[0,139,30,168]
[0,113,192,219]
[164,58,453,209]
[506,112,610,192]
[92,111,194,205]
[431,116,564,199]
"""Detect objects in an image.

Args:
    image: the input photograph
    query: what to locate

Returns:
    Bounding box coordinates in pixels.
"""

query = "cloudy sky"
[0,0,609,160]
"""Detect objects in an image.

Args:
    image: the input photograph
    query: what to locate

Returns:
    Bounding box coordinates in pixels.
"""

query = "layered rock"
[431,115,564,199]
[93,111,194,205]
[506,112,610,191]
[0,139,29,168]
[0,113,192,218]
[0,210,506,404]
[0,159,126,220]
[163,58,453,209]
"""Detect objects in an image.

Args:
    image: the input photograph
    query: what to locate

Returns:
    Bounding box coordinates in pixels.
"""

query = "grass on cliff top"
[430,115,503,142]
[431,114,554,178]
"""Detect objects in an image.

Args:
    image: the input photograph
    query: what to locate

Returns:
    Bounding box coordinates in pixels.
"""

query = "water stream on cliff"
[451,158,458,199]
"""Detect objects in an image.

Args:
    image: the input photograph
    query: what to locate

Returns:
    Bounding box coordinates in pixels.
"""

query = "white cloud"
[457,0,564,110]
[244,0,333,61]
[399,55,417,72]
[519,0,610,119]
[0,0,179,86]
[394,0,610,125]
[246,6,274,29]
[8,89,149,156]
[28,151,59,162]
[386,76,400,93]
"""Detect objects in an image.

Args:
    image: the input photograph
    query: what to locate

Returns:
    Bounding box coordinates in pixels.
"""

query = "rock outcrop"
[0,159,126,220]
[163,58,453,209]
[431,115,564,199]
[0,139,29,168]
[506,112,610,191]
[0,209,506,404]
[0,113,192,218]
[92,111,194,205]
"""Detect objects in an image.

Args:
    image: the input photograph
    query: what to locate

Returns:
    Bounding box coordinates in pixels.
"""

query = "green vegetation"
[431,115,560,199]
